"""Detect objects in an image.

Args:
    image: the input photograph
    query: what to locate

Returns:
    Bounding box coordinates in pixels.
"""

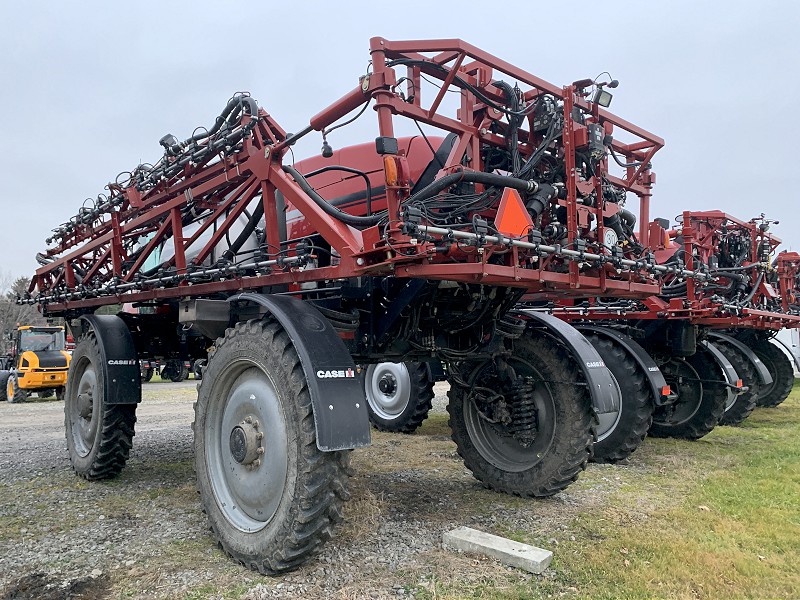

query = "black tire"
[364,362,434,433]
[714,342,759,426]
[194,318,351,574]
[140,366,154,383]
[6,373,28,403]
[162,360,188,383]
[64,334,137,480]
[650,349,727,440]
[753,341,794,408]
[39,389,55,399]
[447,330,594,497]
[56,387,65,401]
[192,359,206,381]
[0,371,11,400]
[584,335,653,463]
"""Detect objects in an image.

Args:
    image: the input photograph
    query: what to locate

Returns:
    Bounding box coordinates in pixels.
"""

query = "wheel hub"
[378,373,397,396]
[77,390,93,419]
[228,416,264,468]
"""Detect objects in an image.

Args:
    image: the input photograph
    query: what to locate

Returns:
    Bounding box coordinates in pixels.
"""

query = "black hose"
[619,207,636,228]
[282,165,384,227]
[304,166,374,216]
[221,199,265,262]
[742,272,764,303]
[285,166,539,228]
[407,168,537,205]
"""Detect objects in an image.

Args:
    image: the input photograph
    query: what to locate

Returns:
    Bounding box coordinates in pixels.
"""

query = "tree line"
[0,275,47,353]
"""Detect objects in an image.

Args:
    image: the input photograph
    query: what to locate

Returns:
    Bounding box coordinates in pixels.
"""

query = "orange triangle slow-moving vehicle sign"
[495,187,534,237]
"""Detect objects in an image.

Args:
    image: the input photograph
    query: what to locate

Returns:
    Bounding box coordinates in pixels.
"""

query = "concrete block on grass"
[442,526,553,574]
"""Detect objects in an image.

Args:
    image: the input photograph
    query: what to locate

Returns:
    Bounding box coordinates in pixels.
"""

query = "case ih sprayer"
[531,210,800,462]
[24,37,706,573]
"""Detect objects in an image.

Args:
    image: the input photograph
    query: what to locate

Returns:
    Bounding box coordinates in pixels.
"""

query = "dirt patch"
[0,572,110,600]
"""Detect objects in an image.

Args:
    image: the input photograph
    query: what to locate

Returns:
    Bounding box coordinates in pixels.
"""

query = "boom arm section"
[26,38,688,316]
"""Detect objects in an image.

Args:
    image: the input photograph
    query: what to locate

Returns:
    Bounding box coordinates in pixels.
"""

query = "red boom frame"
[29,37,672,315]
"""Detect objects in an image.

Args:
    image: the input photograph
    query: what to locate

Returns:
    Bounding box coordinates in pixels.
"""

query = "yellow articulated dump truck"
[0,325,71,403]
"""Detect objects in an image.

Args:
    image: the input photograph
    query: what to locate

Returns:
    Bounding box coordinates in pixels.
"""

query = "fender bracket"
[229,293,371,452]
[515,310,620,414]
[79,314,141,405]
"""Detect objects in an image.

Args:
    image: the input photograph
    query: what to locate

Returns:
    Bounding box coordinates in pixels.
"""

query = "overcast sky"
[1,1,798,283]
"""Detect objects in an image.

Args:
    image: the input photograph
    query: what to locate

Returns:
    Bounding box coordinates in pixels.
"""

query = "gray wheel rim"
[657,359,703,426]
[69,358,99,457]
[463,361,556,473]
[206,363,288,533]
[364,363,412,421]
[595,371,623,442]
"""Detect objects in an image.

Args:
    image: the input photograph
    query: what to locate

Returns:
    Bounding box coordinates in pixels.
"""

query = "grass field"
[423,388,800,600]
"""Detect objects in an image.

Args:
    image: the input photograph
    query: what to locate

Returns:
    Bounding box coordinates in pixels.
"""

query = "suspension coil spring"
[506,377,538,447]
[496,315,527,339]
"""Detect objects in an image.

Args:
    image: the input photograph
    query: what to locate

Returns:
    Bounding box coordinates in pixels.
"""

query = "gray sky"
[1,0,798,282]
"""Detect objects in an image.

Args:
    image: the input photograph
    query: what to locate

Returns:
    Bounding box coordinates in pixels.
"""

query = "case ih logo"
[316,368,356,379]
[585,361,605,369]
[107,359,138,366]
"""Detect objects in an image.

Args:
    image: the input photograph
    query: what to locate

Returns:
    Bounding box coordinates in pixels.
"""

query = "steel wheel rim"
[6,378,13,402]
[364,363,412,420]
[69,357,99,457]
[464,358,556,473]
[595,371,623,442]
[206,362,288,533]
[656,359,703,426]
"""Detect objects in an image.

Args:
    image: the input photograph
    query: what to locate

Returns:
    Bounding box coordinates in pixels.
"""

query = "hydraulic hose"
[221,199,265,262]
[285,165,540,228]
[282,165,384,227]
[406,168,538,204]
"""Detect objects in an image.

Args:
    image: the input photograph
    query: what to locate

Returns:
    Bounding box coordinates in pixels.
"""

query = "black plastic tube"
[282,165,384,227]
[406,168,537,204]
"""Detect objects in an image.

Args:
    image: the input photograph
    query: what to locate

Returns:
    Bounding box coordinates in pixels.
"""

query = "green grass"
[430,389,800,600]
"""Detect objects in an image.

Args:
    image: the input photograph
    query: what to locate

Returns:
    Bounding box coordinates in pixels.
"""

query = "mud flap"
[576,325,674,406]
[229,292,371,451]
[515,310,620,415]
[708,332,773,386]
[79,315,141,405]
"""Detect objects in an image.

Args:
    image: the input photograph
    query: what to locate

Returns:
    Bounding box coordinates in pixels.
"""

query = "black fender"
[707,332,773,386]
[229,292,371,452]
[79,315,141,405]
[699,340,744,394]
[576,325,673,406]
[514,310,620,414]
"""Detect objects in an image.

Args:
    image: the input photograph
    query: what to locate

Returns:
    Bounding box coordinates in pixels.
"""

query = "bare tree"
[0,275,45,354]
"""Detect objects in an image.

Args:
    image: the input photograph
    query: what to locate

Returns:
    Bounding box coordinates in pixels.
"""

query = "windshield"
[19,330,66,352]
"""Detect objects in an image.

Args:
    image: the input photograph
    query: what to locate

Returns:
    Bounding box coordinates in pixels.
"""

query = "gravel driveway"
[0,381,619,599]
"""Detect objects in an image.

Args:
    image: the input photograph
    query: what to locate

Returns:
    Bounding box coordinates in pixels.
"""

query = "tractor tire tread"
[754,342,794,408]
[369,363,434,434]
[584,334,653,463]
[195,318,350,575]
[447,337,593,498]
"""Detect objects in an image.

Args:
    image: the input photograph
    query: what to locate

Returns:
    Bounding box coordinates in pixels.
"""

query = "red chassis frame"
[29,38,670,314]
[550,211,800,331]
